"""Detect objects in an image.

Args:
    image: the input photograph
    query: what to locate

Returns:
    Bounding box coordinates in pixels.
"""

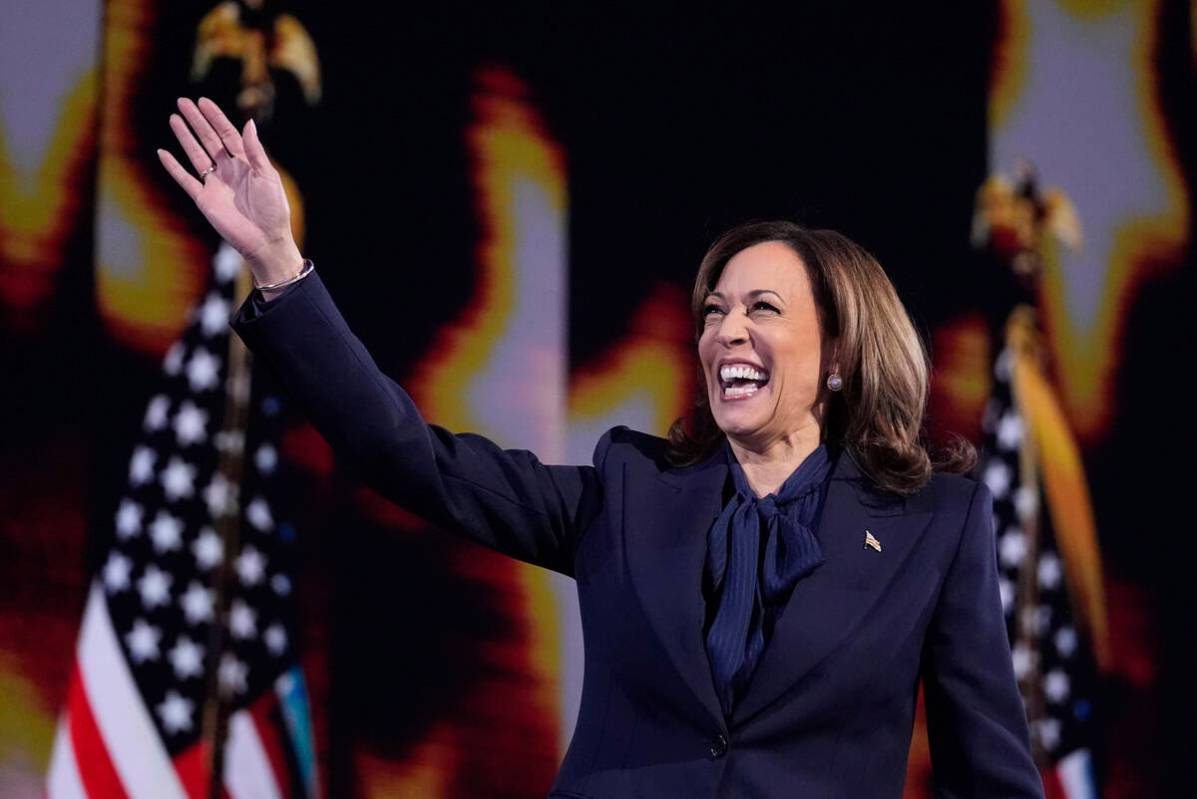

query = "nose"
[715,308,750,347]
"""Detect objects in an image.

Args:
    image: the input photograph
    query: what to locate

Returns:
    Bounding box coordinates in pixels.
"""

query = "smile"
[718,363,770,401]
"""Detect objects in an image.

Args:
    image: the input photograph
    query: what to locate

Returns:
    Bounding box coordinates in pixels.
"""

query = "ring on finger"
[198,162,217,178]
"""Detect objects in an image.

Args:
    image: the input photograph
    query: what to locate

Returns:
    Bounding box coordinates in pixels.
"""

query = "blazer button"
[707,733,728,759]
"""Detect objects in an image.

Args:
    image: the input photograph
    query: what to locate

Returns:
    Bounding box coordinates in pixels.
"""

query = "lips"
[716,361,770,401]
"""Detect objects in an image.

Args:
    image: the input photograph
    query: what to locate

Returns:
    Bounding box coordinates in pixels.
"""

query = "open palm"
[157,97,296,267]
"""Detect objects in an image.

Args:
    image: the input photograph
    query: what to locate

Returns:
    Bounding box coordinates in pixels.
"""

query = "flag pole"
[200,257,256,798]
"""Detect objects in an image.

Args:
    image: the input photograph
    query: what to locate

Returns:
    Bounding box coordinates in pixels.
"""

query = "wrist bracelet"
[254,258,315,291]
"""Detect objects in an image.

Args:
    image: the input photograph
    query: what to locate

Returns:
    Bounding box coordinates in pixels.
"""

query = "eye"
[702,304,724,317]
[751,301,779,313]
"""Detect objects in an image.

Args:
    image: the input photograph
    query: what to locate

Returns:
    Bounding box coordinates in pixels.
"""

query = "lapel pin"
[864,530,882,553]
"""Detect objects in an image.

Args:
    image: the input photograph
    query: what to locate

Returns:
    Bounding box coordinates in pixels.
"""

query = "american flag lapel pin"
[864,530,882,552]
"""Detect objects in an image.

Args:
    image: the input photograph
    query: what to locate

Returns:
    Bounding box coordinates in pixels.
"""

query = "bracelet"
[253,258,315,291]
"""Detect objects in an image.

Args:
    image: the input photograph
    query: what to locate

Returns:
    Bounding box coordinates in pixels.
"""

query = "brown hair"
[665,220,975,495]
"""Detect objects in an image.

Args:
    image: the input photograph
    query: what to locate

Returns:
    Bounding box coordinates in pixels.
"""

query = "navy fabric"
[704,440,832,717]
[228,271,1045,798]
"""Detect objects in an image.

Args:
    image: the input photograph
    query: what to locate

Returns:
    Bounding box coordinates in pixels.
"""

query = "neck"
[726,421,823,498]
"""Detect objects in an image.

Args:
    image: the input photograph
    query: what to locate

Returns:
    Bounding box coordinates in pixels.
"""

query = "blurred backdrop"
[1,1,1193,797]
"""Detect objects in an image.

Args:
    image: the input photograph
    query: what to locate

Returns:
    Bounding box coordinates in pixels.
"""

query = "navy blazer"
[230,271,1043,799]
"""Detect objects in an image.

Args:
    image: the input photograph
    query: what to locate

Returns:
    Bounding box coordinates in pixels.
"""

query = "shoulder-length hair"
[665,220,975,495]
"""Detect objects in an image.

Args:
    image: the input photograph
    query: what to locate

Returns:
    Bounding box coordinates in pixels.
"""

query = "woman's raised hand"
[157,97,303,282]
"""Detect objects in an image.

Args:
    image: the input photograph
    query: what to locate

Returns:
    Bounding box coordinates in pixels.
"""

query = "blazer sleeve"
[228,270,609,577]
[920,481,1045,798]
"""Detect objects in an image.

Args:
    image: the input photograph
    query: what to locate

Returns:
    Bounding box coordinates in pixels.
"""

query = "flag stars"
[125,619,162,663]
[996,411,1024,450]
[180,581,215,625]
[229,599,257,639]
[149,511,184,554]
[1038,552,1062,589]
[246,497,273,531]
[103,552,132,593]
[255,443,277,475]
[160,457,197,502]
[157,691,195,735]
[138,564,173,609]
[264,624,287,656]
[168,635,205,680]
[115,499,143,540]
[203,474,237,518]
[236,546,267,586]
[983,460,1011,500]
[998,577,1015,614]
[1034,718,1061,752]
[163,342,185,375]
[144,394,171,431]
[1014,485,1038,519]
[1011,642,1035,680]
[214,242,241,283]
[129,446,157,486]
[271,574,291,597]
[1044,669,1071,704]
[193,527,223,570]
[186,347,221,392]
[219,653,248,696]
[173,400,209,447]
[198,292,231,337]
[1054,626,1078,658]
[999,528,1026,567]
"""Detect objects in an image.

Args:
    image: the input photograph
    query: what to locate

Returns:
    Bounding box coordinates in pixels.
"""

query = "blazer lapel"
[626,451,727,729]
[730,451,934,726]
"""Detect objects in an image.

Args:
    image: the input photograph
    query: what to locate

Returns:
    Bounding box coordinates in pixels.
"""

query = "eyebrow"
[704,289,786,304]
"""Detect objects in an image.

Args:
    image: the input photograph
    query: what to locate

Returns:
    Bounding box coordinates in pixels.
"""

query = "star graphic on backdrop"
[214,242,241,283]
[997,412,1024,450]
[271,574,291,596]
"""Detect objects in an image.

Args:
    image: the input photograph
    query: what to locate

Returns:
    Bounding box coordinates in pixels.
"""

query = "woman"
[158,97,1044,798]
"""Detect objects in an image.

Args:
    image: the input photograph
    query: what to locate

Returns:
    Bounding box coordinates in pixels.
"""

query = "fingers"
[175,97,228,163]
[241,118,272,173]
[156,148,203,201]
[169,113,215,173]
[196,97,247,159]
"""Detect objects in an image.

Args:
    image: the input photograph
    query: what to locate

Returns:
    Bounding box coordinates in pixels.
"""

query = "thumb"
[242,118,272,173]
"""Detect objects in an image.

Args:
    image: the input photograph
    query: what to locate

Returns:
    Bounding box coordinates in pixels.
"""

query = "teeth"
[724,383,760,398]
[719,364,768,382]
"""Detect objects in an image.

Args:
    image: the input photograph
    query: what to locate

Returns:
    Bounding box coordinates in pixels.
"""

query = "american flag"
[977,336,1101,799]
[46,243,319,799]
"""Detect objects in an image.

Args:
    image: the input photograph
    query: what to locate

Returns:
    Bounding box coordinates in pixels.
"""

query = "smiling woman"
[158,96,1042,797]
[669,221,976,496]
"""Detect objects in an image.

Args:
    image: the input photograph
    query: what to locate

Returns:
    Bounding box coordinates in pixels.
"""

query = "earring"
[826,370,843,392]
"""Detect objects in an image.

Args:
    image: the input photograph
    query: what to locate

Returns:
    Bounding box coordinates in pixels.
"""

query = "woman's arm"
[157,96,606,576]
[920,481,1045,798]
[229,270,608,577]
